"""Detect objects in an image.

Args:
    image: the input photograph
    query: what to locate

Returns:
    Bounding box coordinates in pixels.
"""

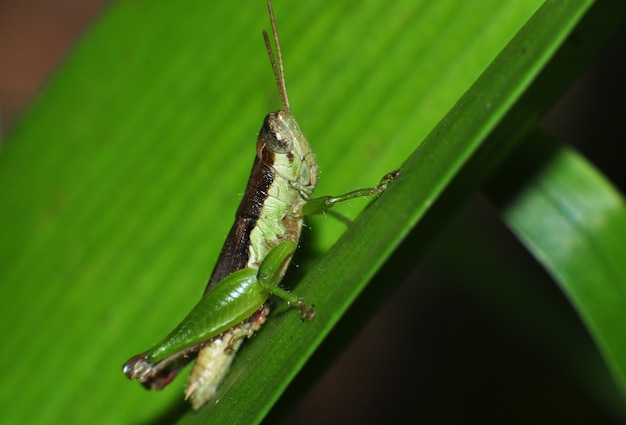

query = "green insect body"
[123,2,318,408]
[123,1,399,410]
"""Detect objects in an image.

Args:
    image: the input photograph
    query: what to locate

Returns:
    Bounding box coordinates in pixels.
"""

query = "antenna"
[263,1,291,113]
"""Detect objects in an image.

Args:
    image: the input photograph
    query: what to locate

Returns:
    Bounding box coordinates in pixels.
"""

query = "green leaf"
[1,0,624,423]
[486,131,626,413]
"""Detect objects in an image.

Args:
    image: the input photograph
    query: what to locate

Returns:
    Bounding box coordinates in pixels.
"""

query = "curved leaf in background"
[487,131,626,411]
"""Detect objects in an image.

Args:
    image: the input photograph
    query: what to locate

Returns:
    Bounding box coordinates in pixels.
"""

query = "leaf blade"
[487,132,626,401]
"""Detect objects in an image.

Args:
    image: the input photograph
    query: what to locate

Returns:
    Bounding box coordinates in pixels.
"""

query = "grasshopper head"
[257,110,318,192]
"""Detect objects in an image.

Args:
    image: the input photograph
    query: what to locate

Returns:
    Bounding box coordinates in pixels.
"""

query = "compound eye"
[262,113,293,154]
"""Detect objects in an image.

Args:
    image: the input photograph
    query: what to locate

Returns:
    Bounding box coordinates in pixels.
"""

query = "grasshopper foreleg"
[301,169,400,217]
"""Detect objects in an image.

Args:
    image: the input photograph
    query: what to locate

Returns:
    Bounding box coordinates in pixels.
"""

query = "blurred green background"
[1,1,625,424]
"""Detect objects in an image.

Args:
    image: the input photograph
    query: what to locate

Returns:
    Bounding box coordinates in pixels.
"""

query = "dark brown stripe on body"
[204,155,275,293]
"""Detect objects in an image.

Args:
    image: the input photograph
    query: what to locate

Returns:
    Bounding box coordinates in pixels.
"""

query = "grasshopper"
[123,1,399,409]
